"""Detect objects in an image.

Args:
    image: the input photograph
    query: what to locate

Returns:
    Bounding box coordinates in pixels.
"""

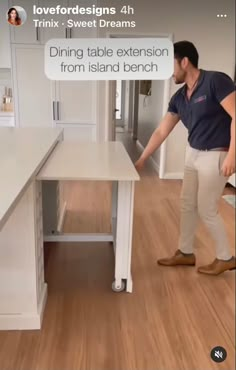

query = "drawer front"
[0,116,15,127]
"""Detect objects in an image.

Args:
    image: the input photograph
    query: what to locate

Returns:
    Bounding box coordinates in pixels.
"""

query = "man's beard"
[174,74,185,84]
[175,79,183,84]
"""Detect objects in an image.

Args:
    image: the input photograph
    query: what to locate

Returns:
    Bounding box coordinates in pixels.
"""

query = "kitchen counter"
[0,127,63,229]
[0,127,63,330]
[0,111,15,127]
[0,111,14,116]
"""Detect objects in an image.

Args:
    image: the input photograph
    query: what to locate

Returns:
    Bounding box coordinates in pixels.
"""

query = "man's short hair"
[174,41,199,68]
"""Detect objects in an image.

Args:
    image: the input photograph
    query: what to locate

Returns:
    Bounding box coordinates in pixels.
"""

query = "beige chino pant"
[179,145,232,260]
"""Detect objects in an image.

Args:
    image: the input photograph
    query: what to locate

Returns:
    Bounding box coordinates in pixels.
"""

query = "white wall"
[137,81,164,167]
[123,81,130,130]
[98,0,235,177]
[0,0,12,111]
[0,2,11,69]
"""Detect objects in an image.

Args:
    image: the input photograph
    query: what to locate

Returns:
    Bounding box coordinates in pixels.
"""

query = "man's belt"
[200,147,229,152]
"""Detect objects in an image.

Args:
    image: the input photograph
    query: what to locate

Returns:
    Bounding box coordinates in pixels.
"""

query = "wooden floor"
[0,132,235,370]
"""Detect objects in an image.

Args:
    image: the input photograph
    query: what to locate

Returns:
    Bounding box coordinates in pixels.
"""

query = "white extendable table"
[37,141,140,293]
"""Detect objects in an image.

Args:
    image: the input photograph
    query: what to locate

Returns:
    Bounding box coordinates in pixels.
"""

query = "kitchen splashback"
[0,69,13,112]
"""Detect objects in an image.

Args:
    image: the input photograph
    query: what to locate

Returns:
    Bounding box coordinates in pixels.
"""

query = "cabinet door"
[68,0,98,38]
[13,46,53,127]
[9,0,40,44]
[55,81,97,124]
[39,0,69,43]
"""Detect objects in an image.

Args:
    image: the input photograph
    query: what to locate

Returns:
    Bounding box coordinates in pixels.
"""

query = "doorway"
[115,80,125,128]
[114,79,136,137]
[106,33,172,179]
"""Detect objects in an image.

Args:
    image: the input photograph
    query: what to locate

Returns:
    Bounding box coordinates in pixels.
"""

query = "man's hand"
[135,157,146,172]
[221,153,235,177]
[134,112,179,173]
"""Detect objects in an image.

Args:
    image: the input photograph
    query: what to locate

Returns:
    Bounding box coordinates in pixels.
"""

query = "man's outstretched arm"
[135,112,180,171]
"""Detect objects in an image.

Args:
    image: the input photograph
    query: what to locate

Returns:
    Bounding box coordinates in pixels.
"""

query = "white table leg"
[112,181,118,219]
[111,181,118,251]
[0,181,47,330]
[113,181,135,293]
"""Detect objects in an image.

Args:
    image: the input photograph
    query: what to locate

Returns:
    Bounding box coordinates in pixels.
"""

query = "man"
[135,41,236,275]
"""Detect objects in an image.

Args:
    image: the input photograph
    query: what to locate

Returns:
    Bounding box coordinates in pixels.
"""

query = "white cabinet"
[69,0,98,38]
[9,0,40,44]
[10,0,98,139]
[9,0,67,44]
[39,0,68,43]
[12,45,53,127]
[0,113,15,127]
[54,81,97,124]
[9,0,98,44]
[12,45,97,132]
[0,2,11,68]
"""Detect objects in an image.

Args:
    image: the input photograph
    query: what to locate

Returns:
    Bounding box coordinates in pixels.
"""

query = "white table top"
[37,141,140,181]
[0,127,63,230]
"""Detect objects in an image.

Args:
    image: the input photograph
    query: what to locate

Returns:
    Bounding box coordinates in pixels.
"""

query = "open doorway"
[106,33,172,178]
[115,80,125,128]
[115,80,136,136]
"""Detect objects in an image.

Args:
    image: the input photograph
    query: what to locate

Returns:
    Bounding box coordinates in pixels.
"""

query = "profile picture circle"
[7,6,27,27]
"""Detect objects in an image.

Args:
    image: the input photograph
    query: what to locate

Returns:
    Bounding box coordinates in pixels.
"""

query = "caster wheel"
[112,280,125,292]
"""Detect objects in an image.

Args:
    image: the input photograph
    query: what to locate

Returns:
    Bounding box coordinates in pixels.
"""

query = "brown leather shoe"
[197,257,236,275]
[157,250,196,266]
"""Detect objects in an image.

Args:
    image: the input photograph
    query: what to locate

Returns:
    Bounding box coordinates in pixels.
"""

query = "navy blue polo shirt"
[168,69,235,150]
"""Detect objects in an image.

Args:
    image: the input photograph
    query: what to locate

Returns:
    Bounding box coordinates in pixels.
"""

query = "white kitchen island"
[0,128,139,330]
[0,127,63,330]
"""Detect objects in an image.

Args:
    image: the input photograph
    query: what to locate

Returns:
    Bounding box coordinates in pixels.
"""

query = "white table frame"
[42,180,135,293]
